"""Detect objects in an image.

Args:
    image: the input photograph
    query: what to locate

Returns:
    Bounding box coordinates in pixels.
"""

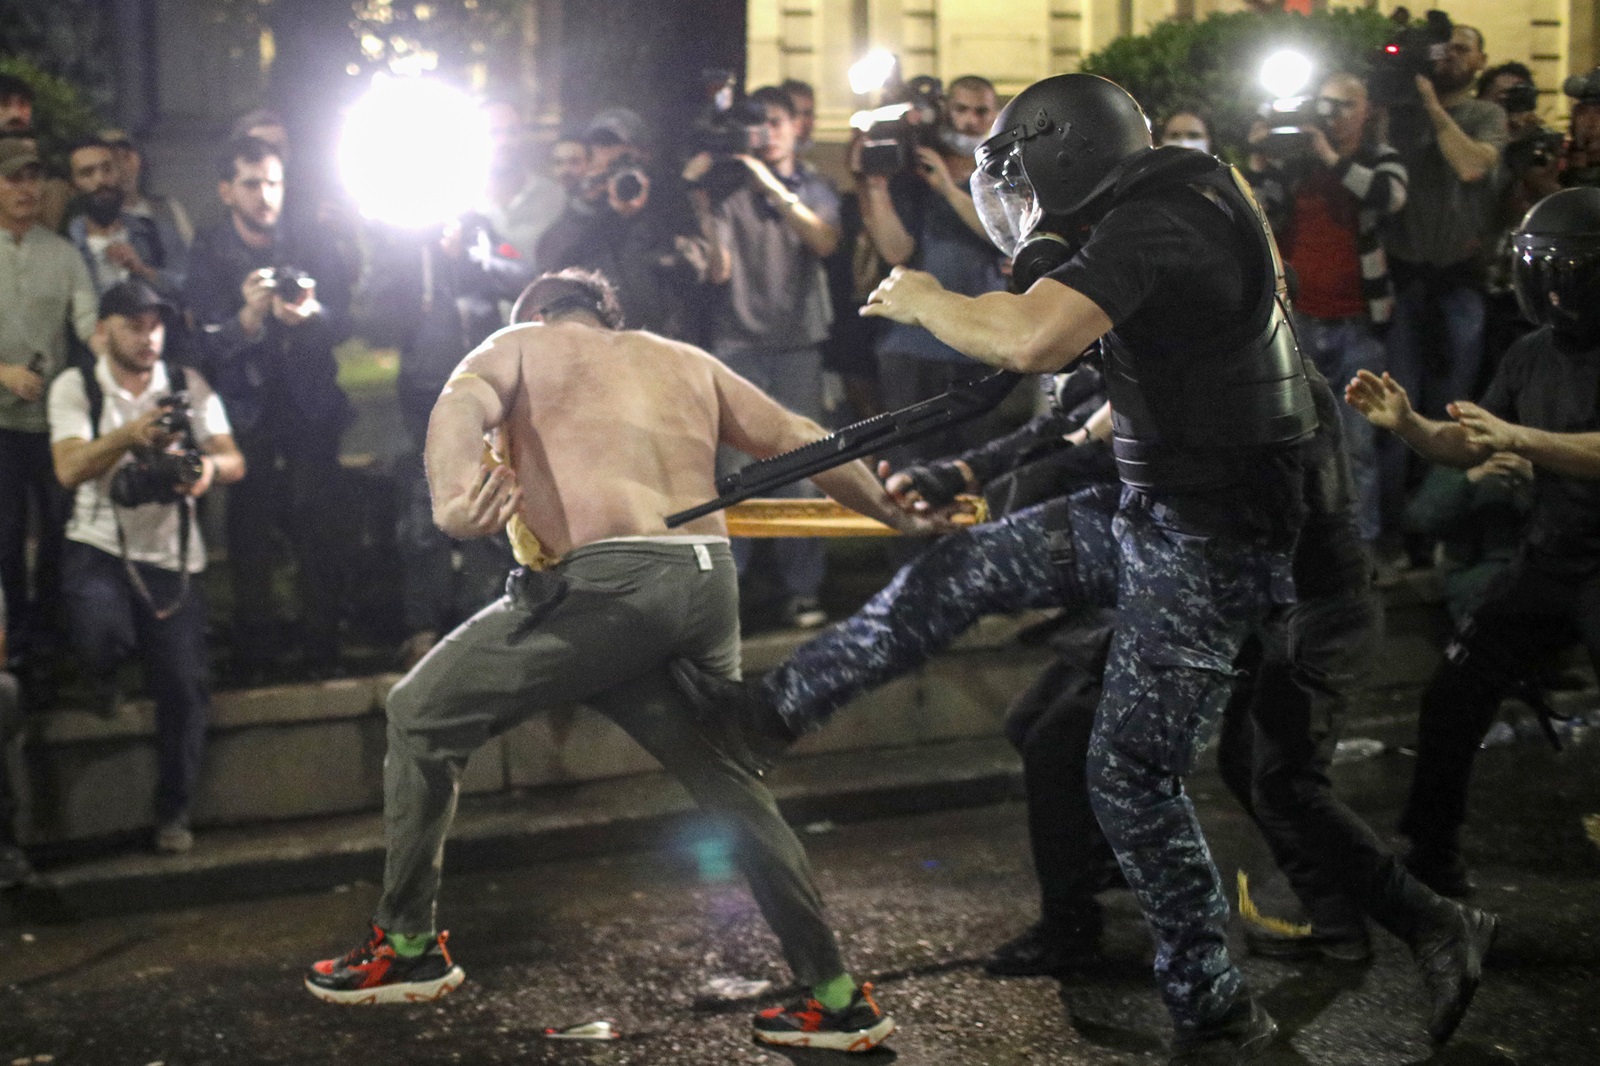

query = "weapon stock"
[666,370,1022,528]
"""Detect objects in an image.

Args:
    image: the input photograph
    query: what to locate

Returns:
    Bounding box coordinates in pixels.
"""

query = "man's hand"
[179,454,216,498]
[123,407,178,452]
[887,508,961,537]
[736,155,790,201]
[1345,369,1415,431]
[104,240,152,279]
[913,146,957,197]
[878,458,975,512]
[272,283,322,328]
[682,152,715,185]
[1466,451,1534,484]
[1415,75,1446,119]
[436,462,523,540]
[1302,125,1340,168]
[0,364,44,403]
[1449,400,1525,454]
[239,269,275,335]
[860,266,943,326]
[438,219,465,260]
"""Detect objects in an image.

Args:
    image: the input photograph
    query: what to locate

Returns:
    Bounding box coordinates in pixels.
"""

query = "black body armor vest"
[1095,148,1318,492]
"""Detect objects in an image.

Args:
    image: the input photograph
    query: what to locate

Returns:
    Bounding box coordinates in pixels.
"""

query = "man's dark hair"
[748,86,795,119]
[1478,61,1534,98]
[511,268,625,330]
[1157,103,1212,138]
[218,135,281,182]
[0,74,33,105]
[66,135,113,163]
[779,79,814,101]
[948,75,997,98]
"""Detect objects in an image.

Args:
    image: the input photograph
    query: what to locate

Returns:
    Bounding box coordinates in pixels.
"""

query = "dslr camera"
[1505,128,1567,175]
[585,151,651,213]
[855,75,945,177]
[110,393,205,508]
[1369,8,1454,107]
[260,265,316,299]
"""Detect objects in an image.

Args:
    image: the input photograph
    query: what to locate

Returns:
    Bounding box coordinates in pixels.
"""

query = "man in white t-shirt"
[47,280,244,854]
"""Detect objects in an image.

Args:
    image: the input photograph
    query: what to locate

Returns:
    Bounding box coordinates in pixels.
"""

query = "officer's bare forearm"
[916,286,1108,375]
[1509,428,1600,479]
[1392,410,1489,468]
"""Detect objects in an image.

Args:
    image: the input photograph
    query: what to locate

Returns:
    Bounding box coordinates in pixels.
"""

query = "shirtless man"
[304,269,934,1052]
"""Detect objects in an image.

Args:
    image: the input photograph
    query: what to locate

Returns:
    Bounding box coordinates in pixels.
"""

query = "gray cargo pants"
[374,538,846,986]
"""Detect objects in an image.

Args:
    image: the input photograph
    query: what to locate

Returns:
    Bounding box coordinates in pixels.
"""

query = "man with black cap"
[47,279,244,853]
[1349,186,1600,898]
[853,72,1496,1063]
[0,137,97,680]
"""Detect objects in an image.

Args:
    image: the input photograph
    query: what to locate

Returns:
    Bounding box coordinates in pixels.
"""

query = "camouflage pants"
[766,483,1292,1031]
[1090,492,1292,1032]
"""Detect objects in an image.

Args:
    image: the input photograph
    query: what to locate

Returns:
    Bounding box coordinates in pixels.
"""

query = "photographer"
[692,85,841,628]
[1478,64,1561,389]
[1563,69,1600,188]
[1380,23,1508,543]
[535,111,714,341]
[858,76,1006,463]
[1247,70,1407,548]
[47,280,243,853]
[185,136,354,680]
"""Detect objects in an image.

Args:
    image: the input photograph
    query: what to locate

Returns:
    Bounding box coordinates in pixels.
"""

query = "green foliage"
[0,0,114,119]
[0,55,103,168]
[1082,9,1394,150]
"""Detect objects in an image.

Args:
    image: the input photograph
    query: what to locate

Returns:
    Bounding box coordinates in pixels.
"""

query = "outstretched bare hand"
[1345,370,1413,432]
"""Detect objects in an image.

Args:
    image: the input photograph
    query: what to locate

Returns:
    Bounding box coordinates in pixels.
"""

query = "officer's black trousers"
[1401,563,1600,855]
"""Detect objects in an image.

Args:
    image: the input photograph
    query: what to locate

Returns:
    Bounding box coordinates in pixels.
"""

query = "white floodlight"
[849,49,897,96]
[1260,50,1314,100]
[338,75,492,230]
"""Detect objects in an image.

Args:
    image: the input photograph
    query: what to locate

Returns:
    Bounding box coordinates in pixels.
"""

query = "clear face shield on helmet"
[970,146,1041,259]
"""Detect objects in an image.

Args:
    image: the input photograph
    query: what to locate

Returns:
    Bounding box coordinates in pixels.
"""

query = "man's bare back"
[424,315,936,558]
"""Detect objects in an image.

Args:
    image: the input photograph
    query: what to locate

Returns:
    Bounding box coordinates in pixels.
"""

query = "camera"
[261,266,316,297]
[855,75,944,177]
[586,151,650,211]
[693,69,771,158]
[1369,8,1454,108]
[110,394,205,508]
[1565,67,1600,104]
[1504,128,1566,174]
[1500,81,1540,115]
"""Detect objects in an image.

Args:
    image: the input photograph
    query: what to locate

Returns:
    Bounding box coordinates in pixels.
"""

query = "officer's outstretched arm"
[1450,400,1600,480]
[862,268,1110,374]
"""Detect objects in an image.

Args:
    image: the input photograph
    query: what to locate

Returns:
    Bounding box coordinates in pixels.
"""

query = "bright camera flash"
[1260,50,1314,100]
[339,76,492,229]
[849,50,897,95]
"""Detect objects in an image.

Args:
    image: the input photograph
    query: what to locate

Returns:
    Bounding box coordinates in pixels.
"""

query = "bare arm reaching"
[426,333,525,540]
[1344,369,1487,468]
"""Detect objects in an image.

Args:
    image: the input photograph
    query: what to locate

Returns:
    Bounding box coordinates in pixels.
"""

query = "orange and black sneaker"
[752,982,895,1052]
[304,922,465,1005]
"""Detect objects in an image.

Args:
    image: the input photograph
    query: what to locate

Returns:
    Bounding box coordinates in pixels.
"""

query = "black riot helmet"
[972,74,1153,258]
[1512,187,1600,348]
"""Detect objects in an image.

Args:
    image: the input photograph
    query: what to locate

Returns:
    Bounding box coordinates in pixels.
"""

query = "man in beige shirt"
[0,137,97,666]
[306,269,938,1053]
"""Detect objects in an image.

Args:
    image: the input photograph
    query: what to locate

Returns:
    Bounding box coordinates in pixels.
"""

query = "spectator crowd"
[0,19,1598,882]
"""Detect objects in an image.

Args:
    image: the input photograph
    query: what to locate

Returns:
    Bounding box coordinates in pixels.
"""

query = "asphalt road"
[4,728,1600,1066]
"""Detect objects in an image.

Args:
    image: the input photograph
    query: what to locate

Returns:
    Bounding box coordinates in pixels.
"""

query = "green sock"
[811,972,856,1012]
[388,932,432,958]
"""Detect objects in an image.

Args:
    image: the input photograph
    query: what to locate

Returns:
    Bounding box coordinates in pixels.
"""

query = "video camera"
[854,75,945,177]
[693,69,771,158]
[110,393,205,508]
[1369,8,1454,108]
[1565,67,1600,105]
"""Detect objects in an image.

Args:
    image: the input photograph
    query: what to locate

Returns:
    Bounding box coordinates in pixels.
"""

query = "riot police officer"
[1348,186,1600,898]
[863,73,1497,1064]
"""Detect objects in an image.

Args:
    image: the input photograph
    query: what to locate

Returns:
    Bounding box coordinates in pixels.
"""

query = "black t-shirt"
[1046,184,1306,540]
[1479,327,1600,574]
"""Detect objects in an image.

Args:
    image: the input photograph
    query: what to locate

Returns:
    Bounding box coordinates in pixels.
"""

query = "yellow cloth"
[471,433,559,571]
